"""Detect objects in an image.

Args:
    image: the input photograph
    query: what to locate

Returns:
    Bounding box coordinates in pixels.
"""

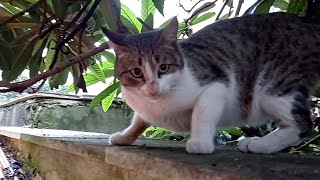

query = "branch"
[0,0,46,26]
[0,43,110,93]
[235,0,244,16]
[38,0,48,35]
[181,1,217,37]
[61,0,93,38]
[291,133,320,152]
[49,0,102,69]
[215,0,229,21]
[178,0,204,13]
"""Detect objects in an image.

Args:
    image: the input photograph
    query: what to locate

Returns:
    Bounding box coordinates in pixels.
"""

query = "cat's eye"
[130,68,143,78]
[158,64,169,74]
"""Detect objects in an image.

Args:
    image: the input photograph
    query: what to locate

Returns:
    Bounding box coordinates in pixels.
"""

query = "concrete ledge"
[0,127,319,180]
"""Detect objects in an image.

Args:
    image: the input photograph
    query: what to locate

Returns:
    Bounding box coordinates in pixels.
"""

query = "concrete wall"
[0,93,131,133]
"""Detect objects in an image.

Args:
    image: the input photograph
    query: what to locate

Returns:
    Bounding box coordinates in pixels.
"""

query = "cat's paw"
[237,137,261,153]
[186,138,214,154]
[109,132,135,145]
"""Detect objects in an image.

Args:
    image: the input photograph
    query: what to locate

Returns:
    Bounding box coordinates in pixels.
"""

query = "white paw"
[237,137,261,153]
[186,138,214,154]
[109,132,135,145]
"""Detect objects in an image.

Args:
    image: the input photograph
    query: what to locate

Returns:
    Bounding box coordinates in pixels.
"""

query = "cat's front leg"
[109,113,149,145]
[186,83,227,154]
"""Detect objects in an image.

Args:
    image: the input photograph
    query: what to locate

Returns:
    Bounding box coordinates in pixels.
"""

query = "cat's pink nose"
[147,83,159,96]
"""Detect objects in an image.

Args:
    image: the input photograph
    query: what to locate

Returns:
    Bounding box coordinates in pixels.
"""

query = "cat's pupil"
[159,64,169,74]
[130,68,143,78]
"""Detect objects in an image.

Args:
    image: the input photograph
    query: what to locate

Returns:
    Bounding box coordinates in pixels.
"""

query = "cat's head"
[102,17,184,100]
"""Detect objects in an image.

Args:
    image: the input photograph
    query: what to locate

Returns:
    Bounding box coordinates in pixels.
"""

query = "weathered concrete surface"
[0,93,131,133]
[0,127,319,180]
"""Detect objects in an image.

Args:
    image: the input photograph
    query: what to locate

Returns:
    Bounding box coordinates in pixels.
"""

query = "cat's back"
[179,12,320,86]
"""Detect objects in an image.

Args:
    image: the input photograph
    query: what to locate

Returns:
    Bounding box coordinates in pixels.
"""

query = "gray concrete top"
[0,92,95,107]
[0,127,319,180]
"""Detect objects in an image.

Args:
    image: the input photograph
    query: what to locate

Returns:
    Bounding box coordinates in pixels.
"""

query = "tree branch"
[178,0,204,13]
[0,43,110,93]
[0,0,46,26]
[49,0,102,69]
[235,0,244,17]
[215,0,229,21]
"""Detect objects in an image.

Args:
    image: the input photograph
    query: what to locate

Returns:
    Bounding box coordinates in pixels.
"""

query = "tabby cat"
[102,12,320,154]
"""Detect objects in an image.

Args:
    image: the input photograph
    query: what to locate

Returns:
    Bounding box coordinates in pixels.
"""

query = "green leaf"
[143,126,156,136]
[29,37,48,77]
[159,17,174,28]
[0,39,14,70]
[2,3,21,14]
[273,0,289,10]
[100,51,115,64]
[5,41,35,81]
[67,73,100,92]
[99,0,120,31]
[44,35,57,69]
[102,68,114,78]
[48,53,69,89]
[101,60,114,69]
[141,0,156,20]
[51,0,71,19]
[120,16,140,34]
[189,2,216,22]
[29,11,40,22]
[88,62,105,83]
[102,89,117,112]
[152,0,164,16]
[89,81,120,109]
[218,11,233,20]
[141,13,154,32]
[121,4,142,32]
[190,12,216,25]
[287,0,307,14]
[70,64,80,93]
[254,0,275,14]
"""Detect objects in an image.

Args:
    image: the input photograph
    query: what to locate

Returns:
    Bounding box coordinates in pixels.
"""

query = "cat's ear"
[101,27,129,54]
[158,17,178,44]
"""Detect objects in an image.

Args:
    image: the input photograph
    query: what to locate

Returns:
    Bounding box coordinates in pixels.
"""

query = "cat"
[101,12,320,154]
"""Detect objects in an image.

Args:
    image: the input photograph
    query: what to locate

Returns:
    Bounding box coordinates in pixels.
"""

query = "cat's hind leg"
[109,114,149,145]
[238,92,312,154]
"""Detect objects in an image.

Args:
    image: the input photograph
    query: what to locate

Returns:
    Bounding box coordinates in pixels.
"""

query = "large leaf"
[51,0,71,20]
[152,0,164,16]
[254,0,275,14]
[190,12,216,25]
[67,73,100,92]
[44,34,57,69]
[0,38,14,70]
[88,62,105,83]
[29,37,48,77]
[99,0,121,31]
[101,60,114,69]
[273,0,289,10]
[140,14,154,32]
[121,4,142,32]
[102,89,117,112]
[141,0,156,20]
[189,2,216,22]
[89,81,120,108]
[4,41,35,81]
[159,17,174,28]
[287,0,308,14]
[100,51,115,64]
[48,53,69,89]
